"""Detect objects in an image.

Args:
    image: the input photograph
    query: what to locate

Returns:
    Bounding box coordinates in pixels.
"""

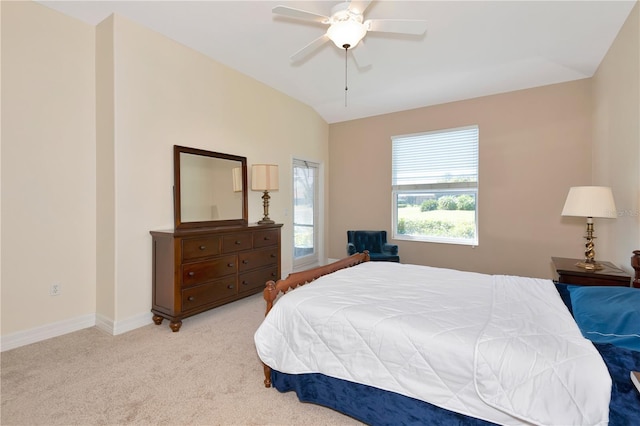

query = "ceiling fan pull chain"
[344,44,350,107]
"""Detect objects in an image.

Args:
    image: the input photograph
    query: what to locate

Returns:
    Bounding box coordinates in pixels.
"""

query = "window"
[392,125,479,245]
[293,159,320,270]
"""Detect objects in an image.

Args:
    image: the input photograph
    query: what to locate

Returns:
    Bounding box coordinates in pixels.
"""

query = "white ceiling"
[38,1,636,124]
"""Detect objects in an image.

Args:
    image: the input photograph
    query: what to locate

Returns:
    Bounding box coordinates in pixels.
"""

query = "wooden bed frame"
[261,251,370,387]
[632,250,640,287]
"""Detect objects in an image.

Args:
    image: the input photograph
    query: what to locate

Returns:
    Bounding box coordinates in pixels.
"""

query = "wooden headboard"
[632,250,640,288]
[262,251,370,317]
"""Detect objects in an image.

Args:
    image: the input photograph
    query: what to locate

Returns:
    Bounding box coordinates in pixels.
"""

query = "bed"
[254,251,640,425]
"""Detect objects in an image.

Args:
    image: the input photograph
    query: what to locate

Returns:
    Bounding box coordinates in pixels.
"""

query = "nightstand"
[552,257,631,287]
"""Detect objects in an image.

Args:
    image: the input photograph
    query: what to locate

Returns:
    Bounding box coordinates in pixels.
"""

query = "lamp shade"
[561,186,617,218]
[251,164,279,191]
[232,167,243,192]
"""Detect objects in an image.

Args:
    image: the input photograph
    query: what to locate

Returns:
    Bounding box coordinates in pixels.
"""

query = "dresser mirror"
[174,145,248,229]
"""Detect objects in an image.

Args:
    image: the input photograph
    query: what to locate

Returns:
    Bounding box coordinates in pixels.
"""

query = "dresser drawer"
[182,277,237,311]
[253,229,279,248]
[182,255,237,286]
[238,247,279,272]
[222,233,252,253]
[182,236,221,261]
[239,267,278,295]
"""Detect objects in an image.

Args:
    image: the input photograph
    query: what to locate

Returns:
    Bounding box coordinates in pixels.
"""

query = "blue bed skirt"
[271,370,497,425]
[270,284,640,425]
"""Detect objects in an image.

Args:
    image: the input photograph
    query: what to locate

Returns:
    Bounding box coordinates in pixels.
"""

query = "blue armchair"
[347,230,400,262]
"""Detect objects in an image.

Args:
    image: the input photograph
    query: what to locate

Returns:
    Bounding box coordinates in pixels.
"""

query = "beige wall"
[1,2,329,341]
[592,2,640,273]
[108,15,328,326]
[95,15,116,326]
[329,80,593,279]
[1,1,97,333]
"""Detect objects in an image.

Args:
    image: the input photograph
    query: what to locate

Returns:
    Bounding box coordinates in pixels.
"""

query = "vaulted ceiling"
[39,1,637,123]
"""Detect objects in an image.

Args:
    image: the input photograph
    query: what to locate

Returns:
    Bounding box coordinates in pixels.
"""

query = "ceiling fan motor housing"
[331,2,362,21]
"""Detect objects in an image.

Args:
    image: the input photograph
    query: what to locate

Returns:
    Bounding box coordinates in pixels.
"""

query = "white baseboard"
[112,312,153,335]
[96,312,152,335]
[1,311,154,351]
[0,313,96,352]
[95,313,114,335]
[95,311,153,335]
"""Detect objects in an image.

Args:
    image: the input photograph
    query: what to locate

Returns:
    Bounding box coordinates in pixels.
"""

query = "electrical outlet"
[50,282,61,296]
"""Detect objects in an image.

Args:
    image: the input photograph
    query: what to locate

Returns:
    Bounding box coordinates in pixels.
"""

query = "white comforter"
[254,262,611,426]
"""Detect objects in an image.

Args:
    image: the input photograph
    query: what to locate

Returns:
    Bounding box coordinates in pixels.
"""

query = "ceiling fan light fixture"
[327,20,367,49]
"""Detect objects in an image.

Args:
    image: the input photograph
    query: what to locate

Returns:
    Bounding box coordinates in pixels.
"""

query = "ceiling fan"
[272,0,428,66]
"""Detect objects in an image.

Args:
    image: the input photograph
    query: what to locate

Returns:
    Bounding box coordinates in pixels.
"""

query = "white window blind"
[391,125,479,246]
[392,126,478,187]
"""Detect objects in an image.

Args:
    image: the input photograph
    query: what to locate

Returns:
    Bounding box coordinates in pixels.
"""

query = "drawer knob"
[242,260,249,264]
[227,263,234,267]
[227,284,235,289]
[242,280,249,285]
[263,236,270,240]
[235,240,242,245]
[187,296,195,301]
[188,271,195,277]
[199,245,206,250]
[270,254,276,258]
[271,272,276,277]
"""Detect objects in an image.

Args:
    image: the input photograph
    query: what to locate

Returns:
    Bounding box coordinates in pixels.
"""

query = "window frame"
[391,125,479,246]
[292,158,321,271]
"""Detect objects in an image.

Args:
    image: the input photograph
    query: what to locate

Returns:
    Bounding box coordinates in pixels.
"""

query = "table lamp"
[561,186,617,269]
[251,164,279,224]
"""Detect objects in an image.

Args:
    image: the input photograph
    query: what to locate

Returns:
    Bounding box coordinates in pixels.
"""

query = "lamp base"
[575,261,604,271]
[258,190,275,225]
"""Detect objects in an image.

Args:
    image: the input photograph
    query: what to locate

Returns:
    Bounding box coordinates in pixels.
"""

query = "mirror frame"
[174,145,248,229]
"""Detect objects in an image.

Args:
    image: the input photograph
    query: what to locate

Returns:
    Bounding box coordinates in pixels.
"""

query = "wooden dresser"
[150,223,282,331]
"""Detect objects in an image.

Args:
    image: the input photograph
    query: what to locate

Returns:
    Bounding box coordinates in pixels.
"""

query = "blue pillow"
[568,285,640,352]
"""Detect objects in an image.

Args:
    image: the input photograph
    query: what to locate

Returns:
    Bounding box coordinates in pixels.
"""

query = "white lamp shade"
[561,186,617,218]
[327,20,367,49]
[232,167,243,192]
[251,164,279,191]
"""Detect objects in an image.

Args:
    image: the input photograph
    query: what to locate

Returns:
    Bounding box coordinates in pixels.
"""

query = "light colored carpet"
[1,293,363,425]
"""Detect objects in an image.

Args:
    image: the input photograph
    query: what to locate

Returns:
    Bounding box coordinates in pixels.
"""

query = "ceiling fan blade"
[290,34,330,62]
[351,40,372,68]
[272,6,329,23]
[348,0,372,15]
[366,19,428,35]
